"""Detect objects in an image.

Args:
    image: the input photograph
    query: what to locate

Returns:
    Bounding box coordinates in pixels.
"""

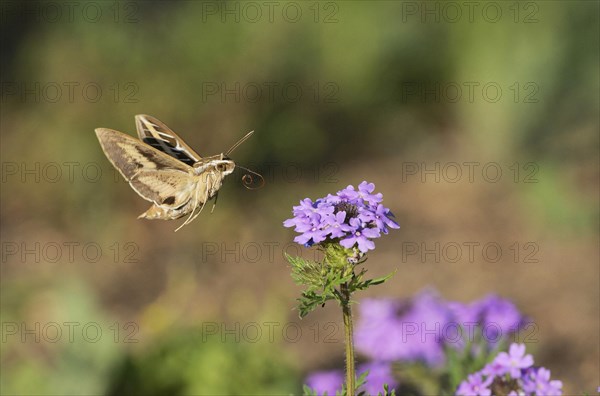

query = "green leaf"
[352,270,395,292]
[302,384,319,395]
[377,384,396,396]
[286,243,394,318]
[297,290,335,318]
[286,251,359,317]
[355,370,368,390]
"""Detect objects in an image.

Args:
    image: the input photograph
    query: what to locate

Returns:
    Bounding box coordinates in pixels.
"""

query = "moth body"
[95,115,246,230]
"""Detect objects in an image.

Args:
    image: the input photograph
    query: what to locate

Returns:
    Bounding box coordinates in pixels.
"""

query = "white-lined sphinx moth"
[95,114,260,231]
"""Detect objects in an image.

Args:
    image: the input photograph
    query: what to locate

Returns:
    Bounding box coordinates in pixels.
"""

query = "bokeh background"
[1,1,598,394]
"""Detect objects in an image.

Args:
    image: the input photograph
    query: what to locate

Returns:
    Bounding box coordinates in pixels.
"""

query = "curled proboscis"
[238,166,265,190]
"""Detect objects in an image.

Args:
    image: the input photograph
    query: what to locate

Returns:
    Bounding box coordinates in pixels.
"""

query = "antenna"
[226,130,254,156]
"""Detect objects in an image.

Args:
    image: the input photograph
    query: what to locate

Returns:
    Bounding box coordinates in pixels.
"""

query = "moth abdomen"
[138,200,195,220]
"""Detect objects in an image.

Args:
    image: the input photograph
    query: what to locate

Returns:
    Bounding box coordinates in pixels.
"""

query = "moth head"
[214,158,235,175]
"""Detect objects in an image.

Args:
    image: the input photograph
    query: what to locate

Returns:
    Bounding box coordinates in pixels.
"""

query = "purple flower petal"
[305,370,343,395]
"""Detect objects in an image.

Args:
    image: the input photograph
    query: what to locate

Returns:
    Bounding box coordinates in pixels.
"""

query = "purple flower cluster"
[457,343,563,396]
[283,181,399,253]
[354,290,528,367]
[304,290,564,395]
[305,362,397,395]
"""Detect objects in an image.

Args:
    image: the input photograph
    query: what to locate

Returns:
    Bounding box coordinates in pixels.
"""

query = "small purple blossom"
[478,295,526,344]
[368,204,399,234]
[481,360,508,377]
[284,181,398,252]
[456,372,492,396]
[448,294,528,348]
[340,181,384,206]
[521,367,563,396]
[339,218,380,252]
[495,343,534,378]
[323,211,353,239]
[457,343,562,396]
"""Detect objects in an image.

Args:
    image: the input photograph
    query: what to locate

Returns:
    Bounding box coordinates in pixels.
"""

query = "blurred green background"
[1,1,598,394]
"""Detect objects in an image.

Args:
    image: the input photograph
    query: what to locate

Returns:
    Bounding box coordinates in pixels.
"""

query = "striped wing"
[95,128,195,205]
[135,114,202,166]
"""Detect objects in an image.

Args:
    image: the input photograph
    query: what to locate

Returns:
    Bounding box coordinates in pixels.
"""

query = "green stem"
[341,283,355,396]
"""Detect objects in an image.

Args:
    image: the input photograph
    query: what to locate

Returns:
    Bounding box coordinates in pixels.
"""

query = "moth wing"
[95,128,191,184]
[135,114,202,166]
[129,170,198,207]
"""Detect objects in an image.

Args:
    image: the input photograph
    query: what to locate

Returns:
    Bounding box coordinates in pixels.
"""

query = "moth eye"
[217,164,226,171]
